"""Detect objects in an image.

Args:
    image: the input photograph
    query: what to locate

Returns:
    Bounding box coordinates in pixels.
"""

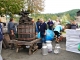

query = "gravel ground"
[2,38,80,60]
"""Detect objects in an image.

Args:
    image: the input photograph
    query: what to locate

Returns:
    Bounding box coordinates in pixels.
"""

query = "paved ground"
[1,38,80,60]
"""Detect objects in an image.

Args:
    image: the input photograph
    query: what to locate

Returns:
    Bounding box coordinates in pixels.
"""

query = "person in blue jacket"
[0,21,3,60]
[54,23,62,43]
[8,18,17,49]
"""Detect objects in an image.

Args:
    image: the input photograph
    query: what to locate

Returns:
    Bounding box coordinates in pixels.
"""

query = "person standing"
[54,19,60,27]
[47,19,54,30]
[0,21,3,60]
[70,20,78,29]
[8,18,16,49]
[39,18,47,43]
[36,19,41,33]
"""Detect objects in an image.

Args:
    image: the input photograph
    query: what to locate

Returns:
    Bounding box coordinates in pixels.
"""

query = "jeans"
[0,55,2,60]
[41,36,46,43]
[0,41,2,54]
[40,32,46,43]
[0,41,3,60]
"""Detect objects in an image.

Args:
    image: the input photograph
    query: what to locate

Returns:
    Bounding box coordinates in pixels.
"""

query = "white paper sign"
[66,29,80,54]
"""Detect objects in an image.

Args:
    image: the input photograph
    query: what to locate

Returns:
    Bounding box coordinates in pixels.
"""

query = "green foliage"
[56,9,80,20]
[0,0,24,15]
[9,8,79,24]
[31,14,58,21]
[31,9,80,25]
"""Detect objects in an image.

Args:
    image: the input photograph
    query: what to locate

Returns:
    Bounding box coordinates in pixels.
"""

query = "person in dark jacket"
[39,18,47,43]
[70,20,78,29]
[47,19,54,30]
[0,21,3,60]
[36,19,41,33]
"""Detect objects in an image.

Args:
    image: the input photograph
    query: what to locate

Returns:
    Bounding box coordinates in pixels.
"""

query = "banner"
[66,29,80,54]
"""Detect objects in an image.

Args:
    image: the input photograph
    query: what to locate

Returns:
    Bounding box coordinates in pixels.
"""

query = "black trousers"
[54,31,60,38]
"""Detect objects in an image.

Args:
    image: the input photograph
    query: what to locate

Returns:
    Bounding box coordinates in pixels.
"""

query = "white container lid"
[46,41,52,43]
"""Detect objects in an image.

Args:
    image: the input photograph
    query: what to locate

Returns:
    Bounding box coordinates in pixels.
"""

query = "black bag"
[37,43,42,49]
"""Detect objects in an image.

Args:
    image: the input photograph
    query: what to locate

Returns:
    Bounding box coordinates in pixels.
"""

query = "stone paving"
[2,39,80,60]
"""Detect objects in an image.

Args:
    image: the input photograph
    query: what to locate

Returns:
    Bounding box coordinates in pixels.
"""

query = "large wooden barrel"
[17,22,36,41]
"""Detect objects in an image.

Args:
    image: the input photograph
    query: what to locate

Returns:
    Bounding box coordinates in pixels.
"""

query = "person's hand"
[11,30,14,35]
[44,32,46,35]
[11,32,14,35]
[36,32,38,35]
[50,24,52,26]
